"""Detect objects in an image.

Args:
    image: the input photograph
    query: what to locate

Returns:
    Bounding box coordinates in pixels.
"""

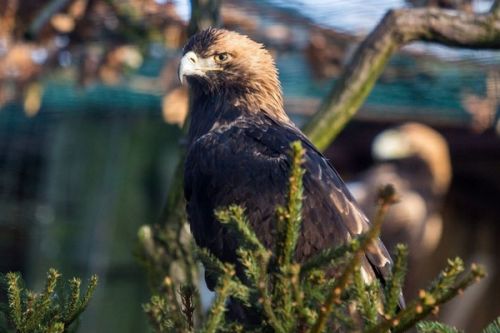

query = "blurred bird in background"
[348,123,452,258]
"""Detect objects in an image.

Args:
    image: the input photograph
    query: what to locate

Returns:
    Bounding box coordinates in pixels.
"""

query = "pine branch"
[143,295,175,332]
[197,248,229,284]
[300,235,366,278]
[138,222,201,326]
[213,206,283,331]
[142,148,489,333]
[353,267,379,329]
[24,269,61,332]
[197,248,251,306]
[2,269,98,333]
[64,278,81,323]
[47,322,65,333]
[275,141,306,268]
[483,317,500,333]
[384,244,408,317]
[271,141,306,330]
[310,184,397,333]
[257,282,286,333]
[236,249,262,290]
[368,263,485,333]
[255,257,285,333]
[210,142,308,333]
[144,282,202,333]
[64,274,98,327]
[6,272,22,329]
[216,206,268,255]
[201,265,235,333]
[417,320,463,333]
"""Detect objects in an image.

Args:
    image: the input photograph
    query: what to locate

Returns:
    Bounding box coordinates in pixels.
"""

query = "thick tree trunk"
[303,1,500,150]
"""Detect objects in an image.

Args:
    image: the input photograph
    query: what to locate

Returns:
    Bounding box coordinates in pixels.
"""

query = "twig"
[384,244,408,317]
[256,259,286,333]
[309,185,397,333]
[201,266,235,333]
[367,264,485,333]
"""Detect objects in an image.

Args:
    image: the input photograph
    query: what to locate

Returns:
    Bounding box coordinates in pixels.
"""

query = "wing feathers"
[185,117,395,290]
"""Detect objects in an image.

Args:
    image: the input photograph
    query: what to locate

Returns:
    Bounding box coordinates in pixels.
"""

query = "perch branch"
[303,2,500,150]
[310,185,396,333]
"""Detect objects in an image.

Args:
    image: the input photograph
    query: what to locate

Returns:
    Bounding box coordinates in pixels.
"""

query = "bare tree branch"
[303,4,500,150]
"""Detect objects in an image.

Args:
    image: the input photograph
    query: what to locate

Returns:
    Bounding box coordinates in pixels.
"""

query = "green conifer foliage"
[0,269,97,333]
[141,141,489,332]
[0,144,488,333]
[482,318,500,333]
[417,316,500,333]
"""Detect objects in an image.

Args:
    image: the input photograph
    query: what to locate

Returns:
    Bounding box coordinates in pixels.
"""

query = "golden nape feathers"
[179,28,287,123]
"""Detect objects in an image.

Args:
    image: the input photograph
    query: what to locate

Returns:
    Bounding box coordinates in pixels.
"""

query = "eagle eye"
[214,53,230,63]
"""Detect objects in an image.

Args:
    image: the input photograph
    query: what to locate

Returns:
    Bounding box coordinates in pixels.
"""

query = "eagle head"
[179,28,285,120]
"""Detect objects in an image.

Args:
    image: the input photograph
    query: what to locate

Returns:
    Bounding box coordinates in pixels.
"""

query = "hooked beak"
[179,51,202,85]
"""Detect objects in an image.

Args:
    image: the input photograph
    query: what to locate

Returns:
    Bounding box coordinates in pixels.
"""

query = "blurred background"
[0,0,499,331]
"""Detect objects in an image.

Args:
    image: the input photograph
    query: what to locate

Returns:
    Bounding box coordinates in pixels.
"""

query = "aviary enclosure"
[0,0,499,332]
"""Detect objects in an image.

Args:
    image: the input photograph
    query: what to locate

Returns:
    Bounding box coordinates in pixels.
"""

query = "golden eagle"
[180,28,395,298]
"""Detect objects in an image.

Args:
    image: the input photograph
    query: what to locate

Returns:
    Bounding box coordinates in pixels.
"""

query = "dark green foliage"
[483,317,500,333]
[143,295,176,332]
[0,269,97,333]
[200,266,236,333]
[216,206,268,255]
[138,220,203,331]
[141,141,488,332]
[417,321,462,333]
[369,258,484,333]
[310,183,398,333]
[384,244,408,318]
[352,265,379,328]
[416,316,500,333]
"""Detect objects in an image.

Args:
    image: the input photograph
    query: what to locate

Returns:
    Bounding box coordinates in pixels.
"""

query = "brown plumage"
[179,28,402,314]
[180,28,286,124]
